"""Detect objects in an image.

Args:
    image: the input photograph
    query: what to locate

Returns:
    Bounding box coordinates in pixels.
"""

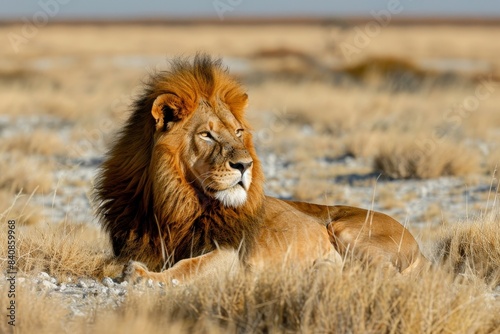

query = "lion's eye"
[199,131,213,140]
[235,129,244,137]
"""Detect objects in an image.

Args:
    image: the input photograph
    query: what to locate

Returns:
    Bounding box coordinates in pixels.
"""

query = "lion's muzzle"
[229,160,253,175]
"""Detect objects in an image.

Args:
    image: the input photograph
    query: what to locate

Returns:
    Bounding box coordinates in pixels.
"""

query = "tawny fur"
[94,54,429,283]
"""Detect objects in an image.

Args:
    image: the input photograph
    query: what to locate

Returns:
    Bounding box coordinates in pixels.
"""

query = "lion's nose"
[229,160,253,175]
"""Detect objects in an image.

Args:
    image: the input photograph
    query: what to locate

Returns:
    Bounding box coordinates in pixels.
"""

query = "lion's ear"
[225,92,248,119]
[152,94,185,131]
[240,93,249,109]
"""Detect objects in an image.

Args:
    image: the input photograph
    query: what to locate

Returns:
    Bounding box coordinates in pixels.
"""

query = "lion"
[93,54,428,285]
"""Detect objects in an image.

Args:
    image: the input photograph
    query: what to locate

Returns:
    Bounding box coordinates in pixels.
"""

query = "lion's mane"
[93,55,265,270]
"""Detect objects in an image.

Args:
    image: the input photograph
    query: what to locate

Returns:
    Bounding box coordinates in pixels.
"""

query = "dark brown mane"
[93,54,265,270]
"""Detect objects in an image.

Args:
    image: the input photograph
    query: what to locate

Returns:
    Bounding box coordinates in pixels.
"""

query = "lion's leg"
[123,248,240,285]
[400,253,431,276]
[326,209,430,275]
[282,199,428,272]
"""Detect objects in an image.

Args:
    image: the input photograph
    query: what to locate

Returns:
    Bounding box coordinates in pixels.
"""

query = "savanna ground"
[0,22,500,333]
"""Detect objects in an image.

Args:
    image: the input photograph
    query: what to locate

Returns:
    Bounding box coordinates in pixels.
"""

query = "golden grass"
[344,131,389,158]
[1,226,499,333]
[376,185,406,210]
[0,284,70,334]
[292,176,335,202]
[1,25,499,186]
[0,221,118,281]
[0,153,53,194]
[88,265,497,334]
[0,191,43,226]
[433,213,500,286]
[374,138,481,179]
[0,212,499,333]
[249,76,499,184]
[0,131,67,157]
[486,150,500,175]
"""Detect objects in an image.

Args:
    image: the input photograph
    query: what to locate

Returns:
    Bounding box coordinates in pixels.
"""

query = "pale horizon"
[1,0,500,20]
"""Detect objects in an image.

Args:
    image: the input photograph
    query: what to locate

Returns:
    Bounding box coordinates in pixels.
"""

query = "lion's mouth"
[198,174,250,208]
[206,181,245,194]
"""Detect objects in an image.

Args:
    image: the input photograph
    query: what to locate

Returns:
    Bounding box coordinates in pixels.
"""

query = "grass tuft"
[374,138,481,179]
[0,222,118,281]
[433,213,500,286]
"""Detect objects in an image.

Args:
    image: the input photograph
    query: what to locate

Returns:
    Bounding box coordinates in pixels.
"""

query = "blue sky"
[1,0,500,20]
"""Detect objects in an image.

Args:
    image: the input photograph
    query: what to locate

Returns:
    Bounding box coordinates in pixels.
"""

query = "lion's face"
[152,94,254,208]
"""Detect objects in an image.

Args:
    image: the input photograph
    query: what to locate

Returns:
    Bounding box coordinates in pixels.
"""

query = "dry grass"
[0,212,499,333]
[0,222,118,281]
[1,219,499,333]
[376,185,406,210]
[1,25,499,185]
[0,191,43,226]
[88,265,497,334]
[0,284,70,334]
[0,131,67,157]
[249,74,499,186]
[0,153,53,194]
[292,176,334,201]
[344,131,389,158]
[486,150,500,175]
[433,213,500,286]
[374,137,481,179]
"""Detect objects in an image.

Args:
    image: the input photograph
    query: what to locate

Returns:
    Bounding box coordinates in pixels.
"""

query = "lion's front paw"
[122,260,150,284]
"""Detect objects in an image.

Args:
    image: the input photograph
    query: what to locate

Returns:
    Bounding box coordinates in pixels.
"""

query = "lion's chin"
[214,185,248,208]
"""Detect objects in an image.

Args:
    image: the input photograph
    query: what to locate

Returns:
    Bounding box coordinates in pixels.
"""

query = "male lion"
[94,54,428,284]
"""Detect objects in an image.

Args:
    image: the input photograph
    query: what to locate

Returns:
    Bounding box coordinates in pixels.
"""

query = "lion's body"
[94,55,428,284]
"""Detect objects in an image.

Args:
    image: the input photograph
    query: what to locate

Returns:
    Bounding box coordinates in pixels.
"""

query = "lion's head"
[151,88,254,209]
[94,55,265,270]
